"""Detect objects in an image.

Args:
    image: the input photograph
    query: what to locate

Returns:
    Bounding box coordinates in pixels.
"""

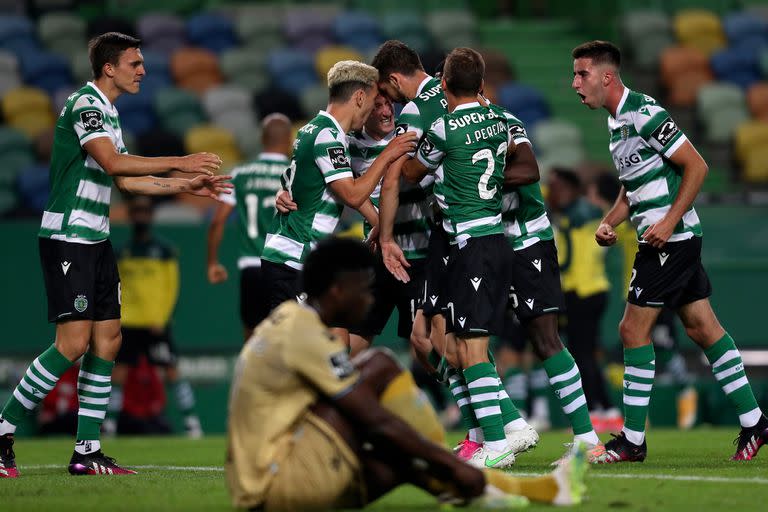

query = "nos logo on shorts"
[74,294,88,313]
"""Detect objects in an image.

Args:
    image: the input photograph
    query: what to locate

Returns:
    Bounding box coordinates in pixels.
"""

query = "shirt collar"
[611,86,630,119]
[86,81,112,109]
[318,110,345,135]
[453,101,482,112]
[258,152,289,161]
[415,75,434,96]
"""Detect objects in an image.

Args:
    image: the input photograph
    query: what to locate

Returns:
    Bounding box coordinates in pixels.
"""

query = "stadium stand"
[0,0,767,216]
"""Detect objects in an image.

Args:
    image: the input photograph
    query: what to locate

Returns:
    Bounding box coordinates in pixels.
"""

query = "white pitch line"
[20,465,768,484]
[514,471,768,484]
[22,464,224,472]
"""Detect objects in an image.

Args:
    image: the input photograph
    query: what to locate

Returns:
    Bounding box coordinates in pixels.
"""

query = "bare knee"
[352,348,403,396]
[409,331,432,358]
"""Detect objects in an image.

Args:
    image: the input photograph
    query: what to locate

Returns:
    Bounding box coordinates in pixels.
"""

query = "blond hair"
[327,60,379,88]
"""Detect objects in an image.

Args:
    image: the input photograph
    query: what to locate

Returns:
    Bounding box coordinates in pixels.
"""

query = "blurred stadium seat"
[660,46,713,107]
[186,12,237,54]
[496,82,550,129]
[2,86,55,138]
[333,11,382,53]
[622,10,673,71]
[154,86,207,136]
[674,9,726,56]
[170,47,223,94]
[747,82,768,120]
[138,14,186,55]
[697,82,749,143]
[184,124,241,170]
[267,47,317,96]
[315,45,365,82]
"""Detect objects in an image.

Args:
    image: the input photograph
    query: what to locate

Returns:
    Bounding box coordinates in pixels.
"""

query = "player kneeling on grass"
[225,237,588,510]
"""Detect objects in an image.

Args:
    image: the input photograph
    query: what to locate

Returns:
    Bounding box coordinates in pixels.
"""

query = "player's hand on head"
[179,152,223,176]
[189,174,233,199]
[641,219,673,249]
[207,262,228,284]
[381,240,411,283]
[595,222,618,247]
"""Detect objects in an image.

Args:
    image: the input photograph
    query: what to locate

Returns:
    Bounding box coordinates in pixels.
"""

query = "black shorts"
[261,260,302,313]
[240,266,270,329]
[444,235,509,337]
[39,238,121,323]
[350,257,426,339]
[507,240,565,322]
[420,221,450,317]
[117,327,178,367]
[627,237,712,309]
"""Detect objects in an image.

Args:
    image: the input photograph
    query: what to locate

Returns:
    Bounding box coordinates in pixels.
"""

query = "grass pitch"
[1,428,766,511]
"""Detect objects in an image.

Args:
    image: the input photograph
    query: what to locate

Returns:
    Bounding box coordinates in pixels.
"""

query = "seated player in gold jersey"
[225,237,588,511]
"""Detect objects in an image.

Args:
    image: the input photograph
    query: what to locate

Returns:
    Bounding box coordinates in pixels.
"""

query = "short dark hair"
[551,167,582,190]
[302,238,375,299]
[88,32,142,79]
[443,47,485,97]
[371,40,424,79]
[593,172,621,203]
[571,40,621,69]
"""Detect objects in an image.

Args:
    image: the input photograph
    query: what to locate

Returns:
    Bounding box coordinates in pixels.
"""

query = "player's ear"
[103,62,114,78]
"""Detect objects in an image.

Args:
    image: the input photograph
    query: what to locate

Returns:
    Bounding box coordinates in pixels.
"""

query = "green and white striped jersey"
[608,88,701,242]
[39,82,127,243]
[417,102,513,243]
[219,152,288,269]
[500,112,553,250]
[261,111,353,270]
[396,76,448,153]
[348,128,433,260]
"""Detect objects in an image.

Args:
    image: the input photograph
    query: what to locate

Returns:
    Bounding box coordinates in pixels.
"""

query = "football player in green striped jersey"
[0,32,230,478]
[262,60,416,314]
[207,113,293,341]
[573,40,767,462]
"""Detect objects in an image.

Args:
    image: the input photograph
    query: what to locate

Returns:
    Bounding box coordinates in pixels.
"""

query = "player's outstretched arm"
[641,141,707,248]
[595,185,629,246]
[207,201,235,284]
[503,142,540,186]
[115,174,233,198]
[84,137,222,177]
[330,133,417,208]
[379,155,411,282]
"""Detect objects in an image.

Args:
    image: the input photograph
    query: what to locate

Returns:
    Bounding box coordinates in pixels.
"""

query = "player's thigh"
[618,302,663,348]
[263,411,364,511]
[676,298,725,348]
